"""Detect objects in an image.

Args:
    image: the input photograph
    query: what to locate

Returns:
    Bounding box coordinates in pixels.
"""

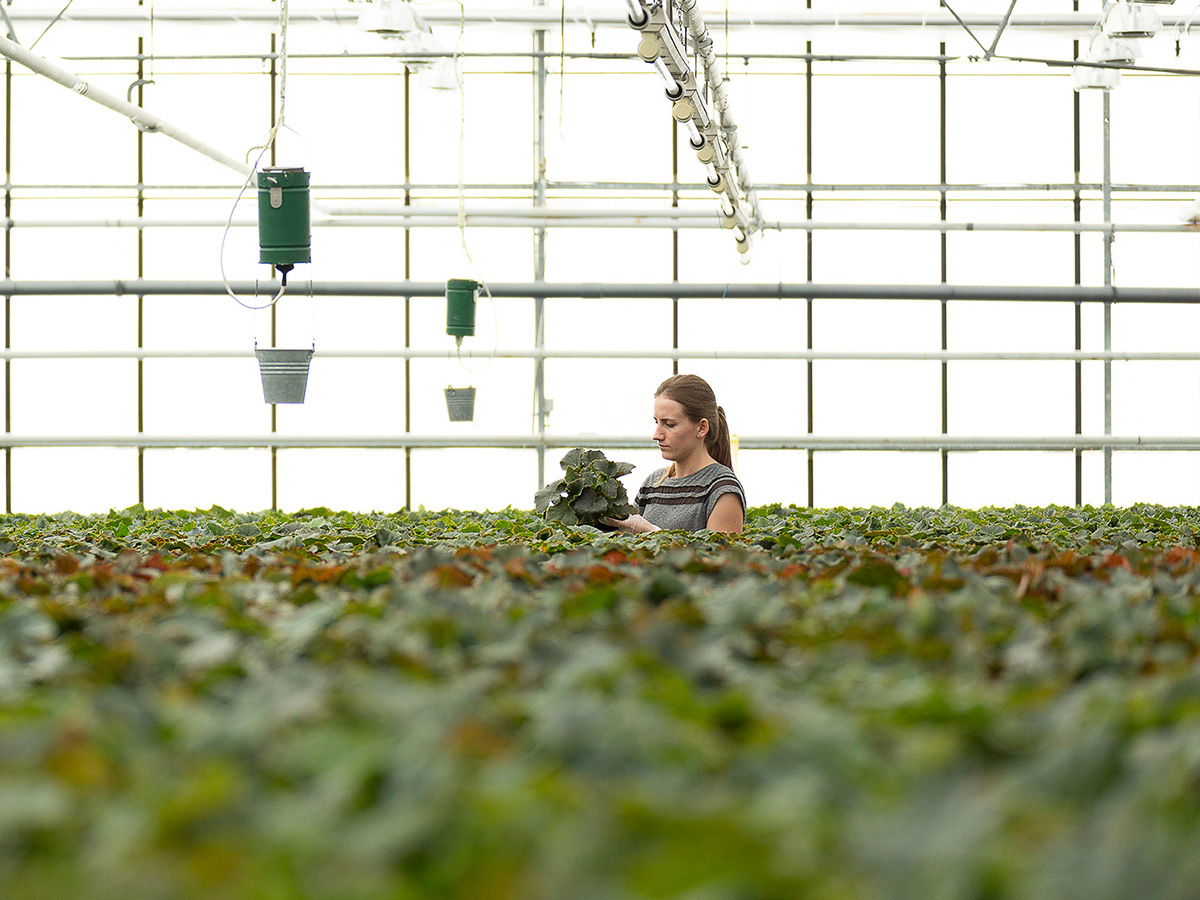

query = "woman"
[604,374,746,534]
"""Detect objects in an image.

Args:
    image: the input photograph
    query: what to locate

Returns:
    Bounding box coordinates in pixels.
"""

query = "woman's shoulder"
[697,462,741,484]
[698,464,745,503]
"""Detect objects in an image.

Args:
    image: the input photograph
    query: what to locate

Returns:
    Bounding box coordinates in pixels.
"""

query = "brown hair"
[655,373,733,471]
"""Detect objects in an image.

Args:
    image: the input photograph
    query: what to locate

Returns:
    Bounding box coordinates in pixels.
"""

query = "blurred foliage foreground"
[1,503,1200,900]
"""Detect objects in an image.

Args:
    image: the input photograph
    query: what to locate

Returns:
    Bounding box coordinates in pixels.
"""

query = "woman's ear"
[697,417,710,439]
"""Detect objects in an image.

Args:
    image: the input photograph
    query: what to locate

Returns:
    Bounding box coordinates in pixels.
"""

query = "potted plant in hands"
[535,449,637,528]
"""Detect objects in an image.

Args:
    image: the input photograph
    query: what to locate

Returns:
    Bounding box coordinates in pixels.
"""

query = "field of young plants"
[2,502,1199,899]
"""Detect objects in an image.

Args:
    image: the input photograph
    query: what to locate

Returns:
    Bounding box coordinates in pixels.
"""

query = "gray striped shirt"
[635,463,746,532]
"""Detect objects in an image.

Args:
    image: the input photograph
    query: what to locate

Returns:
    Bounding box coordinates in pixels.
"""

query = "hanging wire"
[0,3,18,43]
[220,0,291,311]
[386,1,498,375]
[29,0,77,51]
[453,295,499,373]
[559,0,567,129]
[308,277,317,349]
[125,0,158,128]
[724,0,729,80]
[148,0,155,83]
[447,0,497,373]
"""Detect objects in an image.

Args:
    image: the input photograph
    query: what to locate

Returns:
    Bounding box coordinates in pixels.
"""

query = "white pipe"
[319,204,727,219]
[677,0,762,230]
[2,348,1200,363]
[0,434,1197,452]
[633,2,748,254]
[0,7,1127,32]
[0,33,252,178]
[6,214,1195,233]
[3,278,1195,303]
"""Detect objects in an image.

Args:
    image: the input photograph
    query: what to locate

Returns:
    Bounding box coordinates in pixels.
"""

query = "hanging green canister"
[258,167,311,285]
[446,278,479,345]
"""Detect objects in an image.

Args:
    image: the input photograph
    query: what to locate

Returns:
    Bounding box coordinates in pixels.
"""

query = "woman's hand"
[600,514,661,533]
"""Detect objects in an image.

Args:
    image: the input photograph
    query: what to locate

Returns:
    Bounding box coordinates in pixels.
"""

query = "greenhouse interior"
[3,0,1200,513]
[2,2,1200,899]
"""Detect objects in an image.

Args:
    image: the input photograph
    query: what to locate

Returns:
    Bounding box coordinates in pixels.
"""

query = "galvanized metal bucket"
[444,386,476,422]
[255,348,314,404]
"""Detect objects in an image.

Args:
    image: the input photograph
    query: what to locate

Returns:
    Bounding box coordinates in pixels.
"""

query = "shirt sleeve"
[704,474,746,523]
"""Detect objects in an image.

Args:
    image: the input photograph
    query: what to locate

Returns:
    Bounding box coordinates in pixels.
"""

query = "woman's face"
[652,395,706,462]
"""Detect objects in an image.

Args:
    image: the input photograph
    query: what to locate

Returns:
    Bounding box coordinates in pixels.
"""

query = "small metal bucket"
[256,348,314,403]
[444,386,476,422]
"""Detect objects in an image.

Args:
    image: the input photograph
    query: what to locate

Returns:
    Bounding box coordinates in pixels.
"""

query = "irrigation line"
[8,215,1200,234]
[0,8,1151,30]
[3,279,1200,304]
[2,434,1199,453]
[3,348,1200,363]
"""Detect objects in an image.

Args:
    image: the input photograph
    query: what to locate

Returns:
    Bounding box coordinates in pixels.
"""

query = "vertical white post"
[533,2,548,489]
[1103,91,1113,505]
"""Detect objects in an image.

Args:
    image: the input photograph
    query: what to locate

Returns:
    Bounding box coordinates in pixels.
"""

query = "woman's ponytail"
[707,405,733,470]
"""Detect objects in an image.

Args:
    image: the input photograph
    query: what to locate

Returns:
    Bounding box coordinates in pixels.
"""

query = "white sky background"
[4,0,1200,514]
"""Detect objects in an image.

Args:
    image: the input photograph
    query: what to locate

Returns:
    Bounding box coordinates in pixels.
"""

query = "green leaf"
[574,489,608,516]
[610,500,637,519]
[535,481,566,513]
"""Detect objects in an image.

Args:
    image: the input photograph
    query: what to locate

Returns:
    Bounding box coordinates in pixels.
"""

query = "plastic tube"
[653,57,682,96]
[0,33,251,177]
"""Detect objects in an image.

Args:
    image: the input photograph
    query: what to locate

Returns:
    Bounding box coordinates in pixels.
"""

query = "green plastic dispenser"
[258,167,311,285]
[446,278,479,346]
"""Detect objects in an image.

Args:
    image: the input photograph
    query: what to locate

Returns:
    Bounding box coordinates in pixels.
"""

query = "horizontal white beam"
[6,214,1198,234]
[3,279,1200,304]
[1,349,1199,363]
[1,434,1199,452]
[0,6,1123,33]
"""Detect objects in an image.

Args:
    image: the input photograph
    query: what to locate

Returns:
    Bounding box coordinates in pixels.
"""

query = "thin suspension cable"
[448,0,496,372]
[28,0,76,51]
[0,4,17,43]
[940,1,991,56]
[984,0,1020,59]
[148,0,155,83]
[0,33,252,174]
[221,0,290,312]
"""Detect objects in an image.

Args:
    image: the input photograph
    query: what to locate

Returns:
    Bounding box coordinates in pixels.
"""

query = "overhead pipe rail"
[0,7,1168,33]
[0,435,1198,454]
[8,180,1197,193]
[626,0,760,259]
[676,0,761,230]
[2,279,1199,304]
[0,33,251,178]
[7,213,1200,234]
[0,30,329,217]
[0,348,1198,364]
